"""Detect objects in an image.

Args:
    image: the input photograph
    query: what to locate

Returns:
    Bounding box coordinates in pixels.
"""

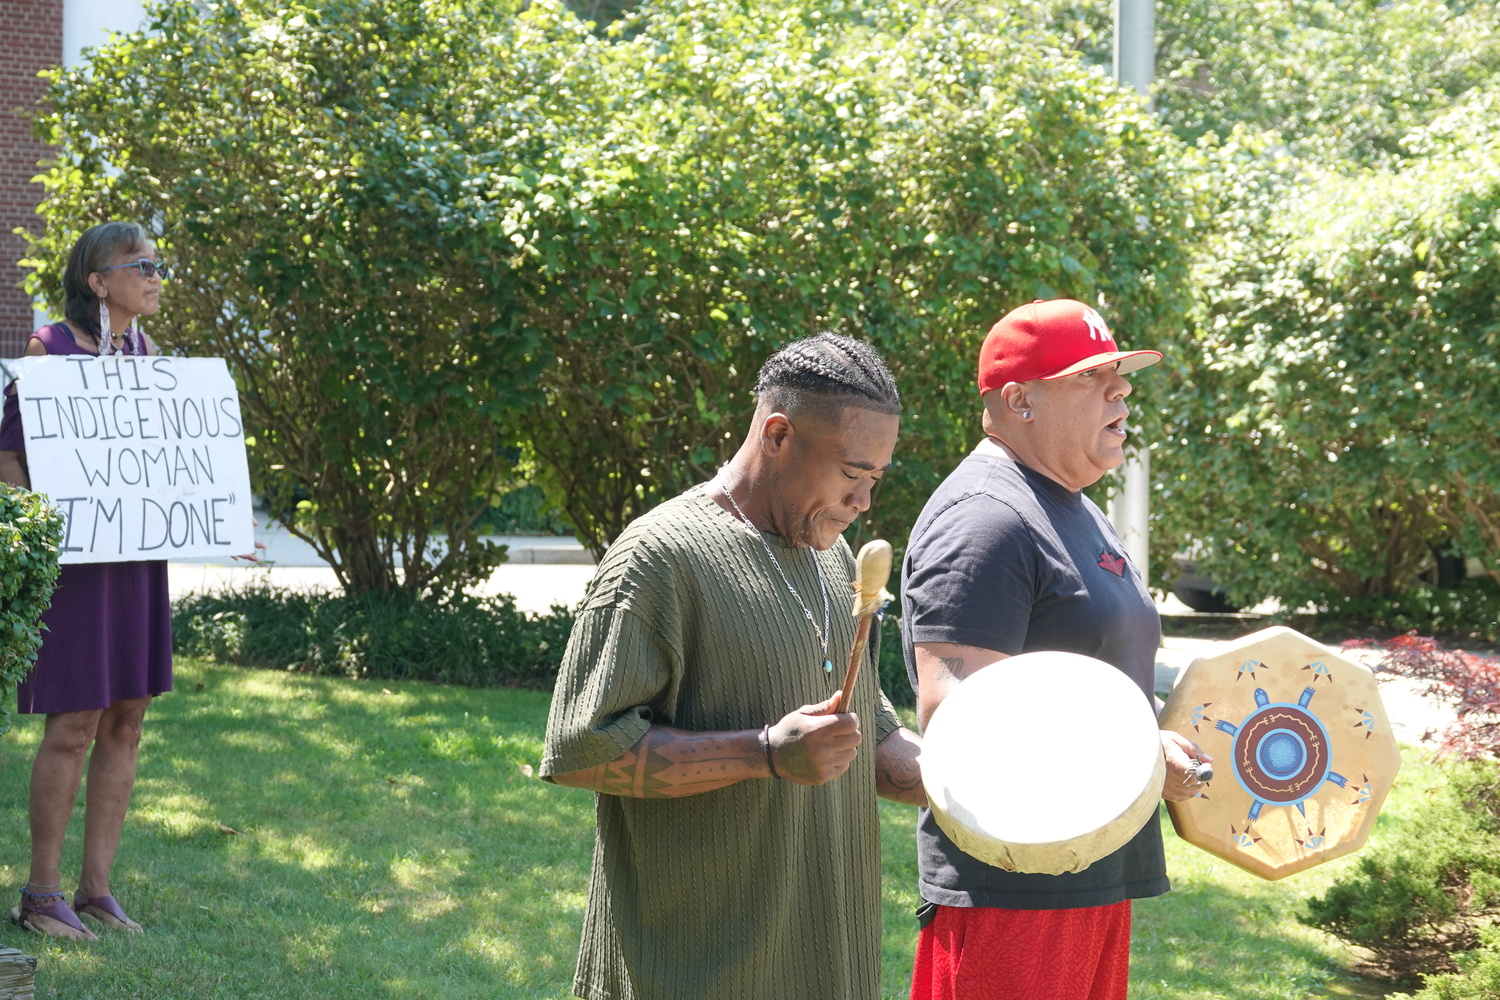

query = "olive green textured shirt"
[542,488,900,1000]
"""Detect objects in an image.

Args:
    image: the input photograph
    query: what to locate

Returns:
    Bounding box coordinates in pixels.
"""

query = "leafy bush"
[26,0,581,599]
[1154,89,1500,607]
[1141,0,1500,163]
[1317,579,1500,647]
[41,0,1500,615]
[172,586,574,690]
[476,484,575,537]
[875,614,912,709]
[512,0,1197,558]
[578,0,1500,165]
[0,484,64,736]
[1302,760,1500,983]
[31,0,1194,577]
[1389,935,1500,1000]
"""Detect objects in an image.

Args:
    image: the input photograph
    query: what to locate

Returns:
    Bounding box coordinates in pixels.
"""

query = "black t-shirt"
[901,440,1169,910]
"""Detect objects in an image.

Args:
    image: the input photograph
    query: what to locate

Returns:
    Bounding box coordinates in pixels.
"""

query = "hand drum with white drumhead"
[921,651,1165,875]
[1158,627,1402,881]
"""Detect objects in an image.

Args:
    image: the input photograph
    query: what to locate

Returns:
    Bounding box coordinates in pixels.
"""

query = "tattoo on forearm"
[880,754,924,792]
[587,728,762,799]
[876,732,927,806]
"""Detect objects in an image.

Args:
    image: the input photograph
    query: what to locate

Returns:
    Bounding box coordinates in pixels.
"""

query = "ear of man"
[982,383,1033,436]
[758,409,795,457]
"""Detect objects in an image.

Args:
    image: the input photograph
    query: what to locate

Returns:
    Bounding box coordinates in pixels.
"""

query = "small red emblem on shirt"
[1097,551,1126,577]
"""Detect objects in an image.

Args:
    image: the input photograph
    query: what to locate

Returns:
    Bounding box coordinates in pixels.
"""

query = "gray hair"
[63,221,151,352]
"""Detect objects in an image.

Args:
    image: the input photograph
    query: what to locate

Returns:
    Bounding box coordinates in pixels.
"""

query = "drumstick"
[836,539,893,714]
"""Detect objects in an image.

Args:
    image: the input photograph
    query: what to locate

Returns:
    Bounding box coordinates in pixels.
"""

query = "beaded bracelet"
[760,724,783,780]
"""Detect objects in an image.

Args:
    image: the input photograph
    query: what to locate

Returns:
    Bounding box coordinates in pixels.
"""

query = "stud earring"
[1021,409,1032,420]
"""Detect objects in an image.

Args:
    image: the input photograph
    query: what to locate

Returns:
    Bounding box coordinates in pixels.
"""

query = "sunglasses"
[103,258,171,280]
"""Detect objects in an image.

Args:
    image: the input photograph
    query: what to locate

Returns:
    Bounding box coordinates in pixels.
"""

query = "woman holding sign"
[0,222,170,940]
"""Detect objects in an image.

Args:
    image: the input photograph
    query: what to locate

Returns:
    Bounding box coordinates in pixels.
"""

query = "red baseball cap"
[977,299,1162,394]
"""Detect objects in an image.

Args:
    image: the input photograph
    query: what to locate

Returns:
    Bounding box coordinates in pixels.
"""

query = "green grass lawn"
[0,658,1433,998]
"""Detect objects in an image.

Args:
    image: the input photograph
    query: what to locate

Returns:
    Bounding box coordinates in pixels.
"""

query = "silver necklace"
[716,477,833,675]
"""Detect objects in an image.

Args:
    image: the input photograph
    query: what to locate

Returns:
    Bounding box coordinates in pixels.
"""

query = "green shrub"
[1156,90,1500,608]
[1302,760,1500,983]
[1010,0,1500,164]
[513,0,1196,559]
[27,0,579,600]
[476,484,575,537]
[0,484,65,737]
[1312,579,1500,647]
[32,0,1193,575]
[1389,939,1500,1000]
[172,586,575,690]
[875,614,913,709]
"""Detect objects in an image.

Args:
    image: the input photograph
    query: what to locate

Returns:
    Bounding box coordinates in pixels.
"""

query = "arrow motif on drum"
[1302,660,1333,683]
[1295,827,1328,850]
[1214,686,1349,823]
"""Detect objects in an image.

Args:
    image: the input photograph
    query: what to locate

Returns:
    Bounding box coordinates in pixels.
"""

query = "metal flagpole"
[1108,0,1155,583]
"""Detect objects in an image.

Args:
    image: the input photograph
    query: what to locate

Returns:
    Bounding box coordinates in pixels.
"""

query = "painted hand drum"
[921,651,1166,875]
[1158,626,1402,880]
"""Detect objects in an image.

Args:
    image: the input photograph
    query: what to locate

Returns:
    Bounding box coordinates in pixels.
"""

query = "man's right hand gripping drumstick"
[766,693,862,785]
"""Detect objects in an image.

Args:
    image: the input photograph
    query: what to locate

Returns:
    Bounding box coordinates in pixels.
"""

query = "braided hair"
[753,333,900,423]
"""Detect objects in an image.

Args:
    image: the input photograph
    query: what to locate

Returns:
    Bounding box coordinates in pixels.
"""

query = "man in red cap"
[899,299,1208,1000]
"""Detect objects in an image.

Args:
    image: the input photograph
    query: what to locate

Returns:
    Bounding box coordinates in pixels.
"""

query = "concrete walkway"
[169,517,1461,747]
[169,513,596,611]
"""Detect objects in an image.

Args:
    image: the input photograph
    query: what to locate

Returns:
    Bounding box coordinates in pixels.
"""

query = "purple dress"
[1,324,173,714]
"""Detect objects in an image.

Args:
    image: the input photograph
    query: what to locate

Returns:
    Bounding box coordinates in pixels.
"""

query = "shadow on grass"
[1,659,595,1000]
[1134,878,1355,999]
[1133,800,1405,1000]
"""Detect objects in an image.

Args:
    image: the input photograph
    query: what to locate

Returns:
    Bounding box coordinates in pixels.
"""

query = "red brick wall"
[0,1,63,358]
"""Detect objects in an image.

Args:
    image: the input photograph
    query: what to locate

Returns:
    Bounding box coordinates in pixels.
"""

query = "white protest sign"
[10,355,253,564]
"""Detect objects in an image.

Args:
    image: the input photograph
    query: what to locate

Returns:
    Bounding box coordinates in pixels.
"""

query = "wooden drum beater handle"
[836,539,894,714]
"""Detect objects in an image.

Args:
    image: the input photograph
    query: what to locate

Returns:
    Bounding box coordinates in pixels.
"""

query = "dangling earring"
[98,299,112,357]
[129,318,144,356]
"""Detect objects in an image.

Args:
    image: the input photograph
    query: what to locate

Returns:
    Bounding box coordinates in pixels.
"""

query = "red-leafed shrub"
[1344,635,1500,761]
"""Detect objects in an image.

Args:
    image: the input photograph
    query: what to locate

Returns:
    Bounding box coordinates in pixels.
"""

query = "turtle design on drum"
[1159,627,1402,881]
[1214,685,1348,823]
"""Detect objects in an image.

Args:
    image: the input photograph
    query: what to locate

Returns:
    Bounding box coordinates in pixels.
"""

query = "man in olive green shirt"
[542,333,925,1000]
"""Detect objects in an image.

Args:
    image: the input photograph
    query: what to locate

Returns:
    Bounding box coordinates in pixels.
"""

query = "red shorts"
[909,901,1132,1000]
